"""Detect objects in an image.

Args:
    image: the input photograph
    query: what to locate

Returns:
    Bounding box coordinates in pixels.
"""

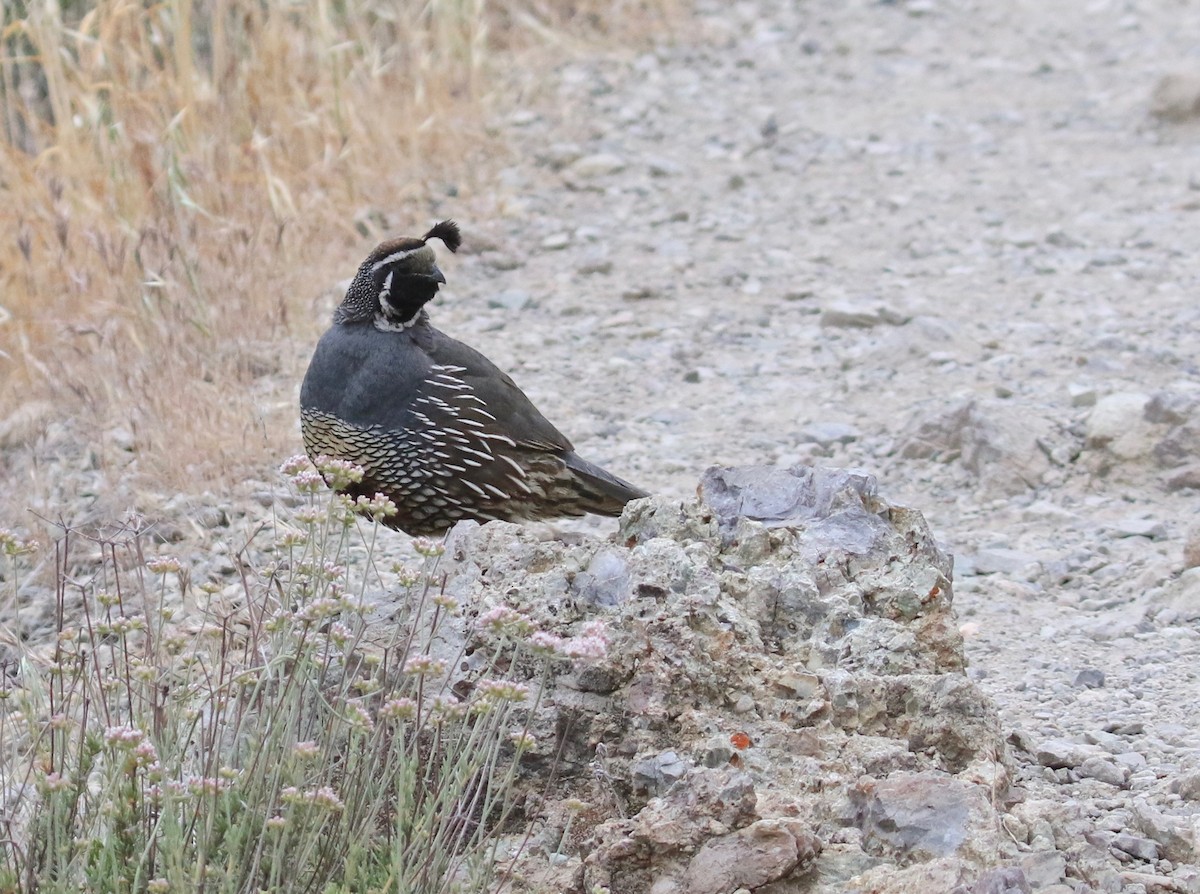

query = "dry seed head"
[378,697,418,722]
[403,655,448,677]
[146,557,184,575]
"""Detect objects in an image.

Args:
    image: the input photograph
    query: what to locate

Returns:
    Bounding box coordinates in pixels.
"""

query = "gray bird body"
[300,222,647,535]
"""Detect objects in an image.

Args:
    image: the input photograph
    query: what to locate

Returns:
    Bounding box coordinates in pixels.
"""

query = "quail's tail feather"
[563,452,649,517]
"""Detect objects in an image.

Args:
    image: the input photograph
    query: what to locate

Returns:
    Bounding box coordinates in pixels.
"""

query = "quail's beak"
[429,265,446,285]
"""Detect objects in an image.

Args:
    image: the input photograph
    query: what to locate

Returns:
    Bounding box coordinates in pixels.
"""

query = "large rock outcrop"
[441,466,1015,893]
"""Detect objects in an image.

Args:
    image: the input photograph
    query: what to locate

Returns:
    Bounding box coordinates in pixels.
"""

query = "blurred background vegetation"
[0,0,673,497]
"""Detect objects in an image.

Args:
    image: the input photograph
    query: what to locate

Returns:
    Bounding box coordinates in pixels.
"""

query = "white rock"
[1086,392,1155,460]
[569,153,627,178]
[1078,755,1130,787]
[1036,738,1104,769]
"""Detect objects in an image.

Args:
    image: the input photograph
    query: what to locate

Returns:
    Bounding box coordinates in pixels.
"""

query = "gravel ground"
[8,0,1200,889]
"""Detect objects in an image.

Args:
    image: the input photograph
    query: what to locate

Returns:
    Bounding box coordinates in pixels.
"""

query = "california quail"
[300,220,648,536]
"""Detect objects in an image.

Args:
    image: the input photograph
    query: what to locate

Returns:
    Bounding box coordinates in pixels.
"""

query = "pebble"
[1151,71,1200,120]
[1130,801,1194,863]
[1078,756,1131,788]
[1037,738,1104,769]
[1074,669,1106,689]
[508,108,539,126]
[1145,392,1196,426]
[1068,383,1098,408]
[1174,772,1200,801]
[541,232,572,250]
[537,142,583,170]
[646,156,682,177]
[1020,850,1067,888]
[1115,753,1149,773]
[568,153,627,178]
[1108,516,1167,540]
[488,288,533,310]
[802,422,861,447]
[630,751,690,796]
[819,304,889,328]
[576,256,613,276]
[1112,833,1159,862]
[1086,393,1154,458]
[970,548,1041,577]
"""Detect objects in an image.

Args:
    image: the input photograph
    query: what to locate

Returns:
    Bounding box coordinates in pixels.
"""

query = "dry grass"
[0,0,675,503]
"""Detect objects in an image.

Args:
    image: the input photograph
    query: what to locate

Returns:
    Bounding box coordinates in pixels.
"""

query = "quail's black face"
[367,241,445,324]
[333,220,462,326]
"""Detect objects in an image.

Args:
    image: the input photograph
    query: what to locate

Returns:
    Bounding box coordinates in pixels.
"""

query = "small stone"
[774,671,821,699]
[1174,771,1200,800]
[1155,424,1200,468]
[621,286,659,301]
[1145,392,1196,425]
[1105,721,1145,735]
[1108,516,1167,540]
[576,256,613,275]
[541,232,572,250]
[1078,756,1130,787]
[1019,851,1066,889]
[537,142,583,170]
[1068,383,1098,407]
[802,422,861,447]
[509,108,539,126]
[852,773,995,861]
[681,818,821,894]
[1086,393,1154,459]
[1167,465,1200,492]
[569,153,626,178]
[1112,833,1159,862]
[1131,800,1195,863]
[969,548,1040,577]
[488,289,532,310]
[972,866,1032,894]
[630,751,690,796]
[701,735,735,769]
[1084,729,1126,752]
[646,156,682,177]
[819,304,888,328]
[1074,668,1105,689]
[1036,738,1101,769]
[1115,752,1148,771]
[108,427,136,452]
[1152,71,1200,121]
[1085,251,1127,269]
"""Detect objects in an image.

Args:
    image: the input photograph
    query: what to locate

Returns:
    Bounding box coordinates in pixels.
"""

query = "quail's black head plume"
[300,220,648,536]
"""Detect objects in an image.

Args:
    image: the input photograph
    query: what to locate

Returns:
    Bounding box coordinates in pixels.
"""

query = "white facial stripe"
[370,248,420,272]
[374,312,419,332]
[379,269,394,301]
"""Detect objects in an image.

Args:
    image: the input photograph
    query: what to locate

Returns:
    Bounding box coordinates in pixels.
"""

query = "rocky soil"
[7,0,1200,891]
